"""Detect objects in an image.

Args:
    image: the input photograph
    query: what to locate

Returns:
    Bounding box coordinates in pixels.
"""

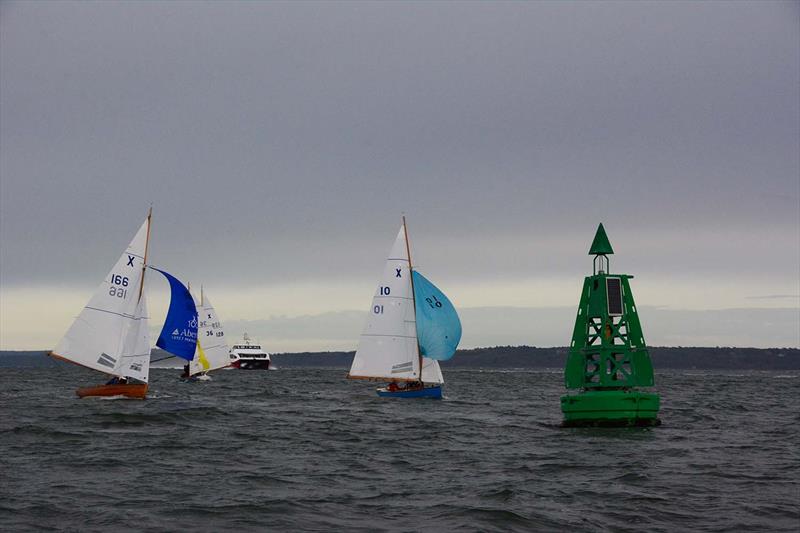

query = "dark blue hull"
[376,385,443,399]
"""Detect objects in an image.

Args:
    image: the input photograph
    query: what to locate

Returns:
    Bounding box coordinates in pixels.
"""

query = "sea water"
[1,365,798,531]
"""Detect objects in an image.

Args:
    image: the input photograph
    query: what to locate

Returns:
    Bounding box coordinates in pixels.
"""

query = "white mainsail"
[52,216,152,382]
[349,224,430,382]
[190,291,230,375]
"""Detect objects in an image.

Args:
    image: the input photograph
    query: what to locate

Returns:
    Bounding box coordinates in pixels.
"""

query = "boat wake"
[97,395,136,401]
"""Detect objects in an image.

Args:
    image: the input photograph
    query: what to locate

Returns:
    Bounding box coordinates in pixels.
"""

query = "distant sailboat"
[49,210,154,399]
[152,268,198,375]
[186,286,230,380]
[347,217,461,398]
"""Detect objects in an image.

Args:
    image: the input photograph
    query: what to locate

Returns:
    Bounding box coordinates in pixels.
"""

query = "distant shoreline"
[2,346,798,370]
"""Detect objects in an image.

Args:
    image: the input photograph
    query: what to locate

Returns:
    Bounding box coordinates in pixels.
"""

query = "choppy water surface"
[1,366,798,532]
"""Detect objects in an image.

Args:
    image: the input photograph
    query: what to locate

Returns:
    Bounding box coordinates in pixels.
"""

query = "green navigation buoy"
[560,224,661,427]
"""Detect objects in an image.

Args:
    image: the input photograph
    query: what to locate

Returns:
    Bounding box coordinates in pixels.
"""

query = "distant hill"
[2,346,797,370]
[269,346,800,370]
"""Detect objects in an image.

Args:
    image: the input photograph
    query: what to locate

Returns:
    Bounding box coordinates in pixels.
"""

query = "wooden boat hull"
[76,383,148,399]
[376,385,443,399]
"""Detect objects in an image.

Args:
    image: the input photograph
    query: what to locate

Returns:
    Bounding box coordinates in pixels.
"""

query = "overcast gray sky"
[1,1,798,350]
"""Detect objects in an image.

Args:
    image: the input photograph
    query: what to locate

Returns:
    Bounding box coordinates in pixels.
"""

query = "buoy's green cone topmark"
[560,224,661,427]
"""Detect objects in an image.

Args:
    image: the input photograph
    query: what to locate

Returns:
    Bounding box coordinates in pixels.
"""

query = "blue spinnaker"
[153,268,198,361]
[413,270,461,361]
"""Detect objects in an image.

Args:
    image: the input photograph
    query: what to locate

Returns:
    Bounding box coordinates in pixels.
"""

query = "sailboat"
[49,210,154,399]
[347,217,462,398]
[152,269,198,376]
[185,286,230,380]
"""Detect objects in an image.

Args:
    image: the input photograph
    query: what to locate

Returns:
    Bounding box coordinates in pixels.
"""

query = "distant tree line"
[268,346,799,370]
[1,346,798,370]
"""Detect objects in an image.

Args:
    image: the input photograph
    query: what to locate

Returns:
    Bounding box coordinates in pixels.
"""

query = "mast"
[138,206,152,303]
[403,215,423,386]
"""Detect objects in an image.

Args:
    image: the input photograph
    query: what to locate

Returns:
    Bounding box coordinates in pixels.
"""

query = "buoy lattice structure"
[561,224,661,427]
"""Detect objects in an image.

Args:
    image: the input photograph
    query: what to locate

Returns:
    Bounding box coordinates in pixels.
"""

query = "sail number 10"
[109,274,129,299]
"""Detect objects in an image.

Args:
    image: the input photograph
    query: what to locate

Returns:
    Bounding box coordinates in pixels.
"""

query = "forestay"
[190,293,230,375]
[348,225,421,381]
[154,269,198,361]
[413,270,462,361]
[52,217,152,382]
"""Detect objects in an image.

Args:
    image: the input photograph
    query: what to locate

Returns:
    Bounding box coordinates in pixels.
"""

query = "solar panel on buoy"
[606,277,623,316]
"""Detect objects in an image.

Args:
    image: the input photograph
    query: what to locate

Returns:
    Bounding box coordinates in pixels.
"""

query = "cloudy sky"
[1,1,798,350]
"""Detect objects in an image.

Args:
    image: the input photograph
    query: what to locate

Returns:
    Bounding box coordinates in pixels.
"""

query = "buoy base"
[560,389,660,427]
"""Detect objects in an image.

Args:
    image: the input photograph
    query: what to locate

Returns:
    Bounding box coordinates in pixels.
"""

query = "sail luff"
[138,207,152,303]
[403,216,423,384]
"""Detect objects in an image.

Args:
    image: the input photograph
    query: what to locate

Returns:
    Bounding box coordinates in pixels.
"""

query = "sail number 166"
[109,274,129,299]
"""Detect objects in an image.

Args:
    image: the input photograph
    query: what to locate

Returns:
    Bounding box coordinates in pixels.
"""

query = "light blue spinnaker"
[412,270,461,361]
[153,268,198,361]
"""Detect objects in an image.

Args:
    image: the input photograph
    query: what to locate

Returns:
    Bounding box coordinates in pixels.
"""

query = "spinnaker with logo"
[346,217,462,399]
[49,209,154,399]
[185,286,230,381]
[153,268,198,361]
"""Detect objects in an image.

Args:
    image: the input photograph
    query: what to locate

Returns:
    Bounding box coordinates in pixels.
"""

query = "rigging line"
[361,334,417,339]
[199,345,226,351]
[150,355,179,363]
[84,306,143,320]
[403,215,423,384]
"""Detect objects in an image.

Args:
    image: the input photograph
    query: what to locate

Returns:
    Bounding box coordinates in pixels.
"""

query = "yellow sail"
[196,340,210,371]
